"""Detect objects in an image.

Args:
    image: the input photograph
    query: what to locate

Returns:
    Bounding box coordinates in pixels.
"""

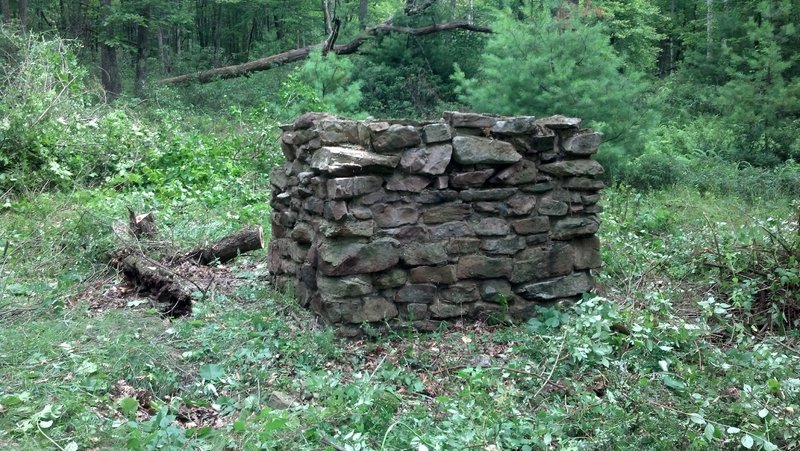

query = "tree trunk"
[322,0,334,34]
[18,0,27,31]
[100,0,121,100]
[159,20,491,85]
[134,6,150,98]
[668,0,675,72]
[1,0,10,24]
[358,0,368,29]
[706,0,713,60]
[157,26,168,73]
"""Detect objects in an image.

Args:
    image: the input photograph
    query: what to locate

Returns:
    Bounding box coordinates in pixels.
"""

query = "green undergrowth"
[1,186,799,450]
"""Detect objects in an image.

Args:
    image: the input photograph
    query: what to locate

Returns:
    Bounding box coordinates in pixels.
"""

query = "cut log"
[112,250,193,317]
[184,225,264,265]
[127,207,157,239]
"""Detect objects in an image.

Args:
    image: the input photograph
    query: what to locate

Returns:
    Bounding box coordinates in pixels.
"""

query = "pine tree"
[454,2,652,175]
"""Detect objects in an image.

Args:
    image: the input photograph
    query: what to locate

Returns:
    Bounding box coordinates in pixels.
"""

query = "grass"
[1,185,799,450]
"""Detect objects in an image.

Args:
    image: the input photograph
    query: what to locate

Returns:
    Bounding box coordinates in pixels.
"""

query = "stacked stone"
[268,111,604,336]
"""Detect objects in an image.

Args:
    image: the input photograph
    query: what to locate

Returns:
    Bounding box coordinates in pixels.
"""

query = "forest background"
[1,0,799,450]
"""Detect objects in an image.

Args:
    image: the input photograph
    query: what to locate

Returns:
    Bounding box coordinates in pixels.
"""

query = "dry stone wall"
[268,111,604,336]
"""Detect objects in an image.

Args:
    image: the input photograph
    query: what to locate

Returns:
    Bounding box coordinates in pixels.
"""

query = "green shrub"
[623,151,690,190]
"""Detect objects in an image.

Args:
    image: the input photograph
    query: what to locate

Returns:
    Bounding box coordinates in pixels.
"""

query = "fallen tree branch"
[158,20,490,85]
[183,226,264,265]
[112,250,193,317]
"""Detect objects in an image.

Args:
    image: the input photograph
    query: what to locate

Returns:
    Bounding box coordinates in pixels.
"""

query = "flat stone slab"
[372,124,421,153]
[326,176,384,199]
[311,146,400,175]
[515,271,593,301]
[540,160,604,177]
[491,116,537,135]
[452,136,522,165]
[562,131,602,155]
[400,144,453,175]
[443,111,499,128]
[536,115,581,129]
[318,238,400,276]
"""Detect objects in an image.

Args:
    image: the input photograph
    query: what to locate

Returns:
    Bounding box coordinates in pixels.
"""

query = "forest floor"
[0,186,799,450]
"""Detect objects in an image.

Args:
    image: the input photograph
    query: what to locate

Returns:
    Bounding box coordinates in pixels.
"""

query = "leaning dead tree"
[158,3,491,85]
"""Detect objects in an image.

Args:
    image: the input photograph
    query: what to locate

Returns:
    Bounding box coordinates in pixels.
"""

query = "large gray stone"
[373,268,408,288]
[539,160,604,177]
[290,222,314,243]
[409,266,458,284]
[310,146,400,175]
[422,123,452,143]
[293,112,334,130]
[511,242,574,283]
[270,167,289,190]
[452,136,522,165]
[385,174,431,192]
[317,274,373,298]
[327,176,384,199]
[356,188,400,205]
[318,120,362,145]
[400,144,453,175]
[459,188,517,202]
[440,281,481,303]
[456,255,512,279]
[563,177,605,191]
[506,193,537,215]
[446,237,482,254]
[430,221,475,239]
[324,200,348,221]
[439,280,481,304]
[473,218,510,236]
[562,131,602,155]
[573,235,602,270]
[490,116,538,135]
[371,204,420,227]
[551,215,600,240]
[380,225,430,242]
[318,238,400,276]
[536,115,581,130]
[318,219,375,237]
[511,217,550,235]
[422,203,471,224]
[481,236,527,255]
[480,279,513,303]
[493,159,538,185]
[404,303,430,320]
[537,198,569,216]
[443,111,498,128]
[416,190,459,204]
[450,169,495,188]
[430,302,473,319]
[515,271,593,301]
[372,124,421,153]
[396,284,437,303]
[352,297,399,323]
[401,241,448,265]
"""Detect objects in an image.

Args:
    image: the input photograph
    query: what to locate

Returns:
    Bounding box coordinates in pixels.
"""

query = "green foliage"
[353,14,488,119]
[0,29,91,189]
[715,1,800,165]
[278,49,363,120]
[592,0,666,73]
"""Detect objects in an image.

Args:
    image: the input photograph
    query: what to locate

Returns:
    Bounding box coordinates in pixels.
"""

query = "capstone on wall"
[268,111,604,336]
